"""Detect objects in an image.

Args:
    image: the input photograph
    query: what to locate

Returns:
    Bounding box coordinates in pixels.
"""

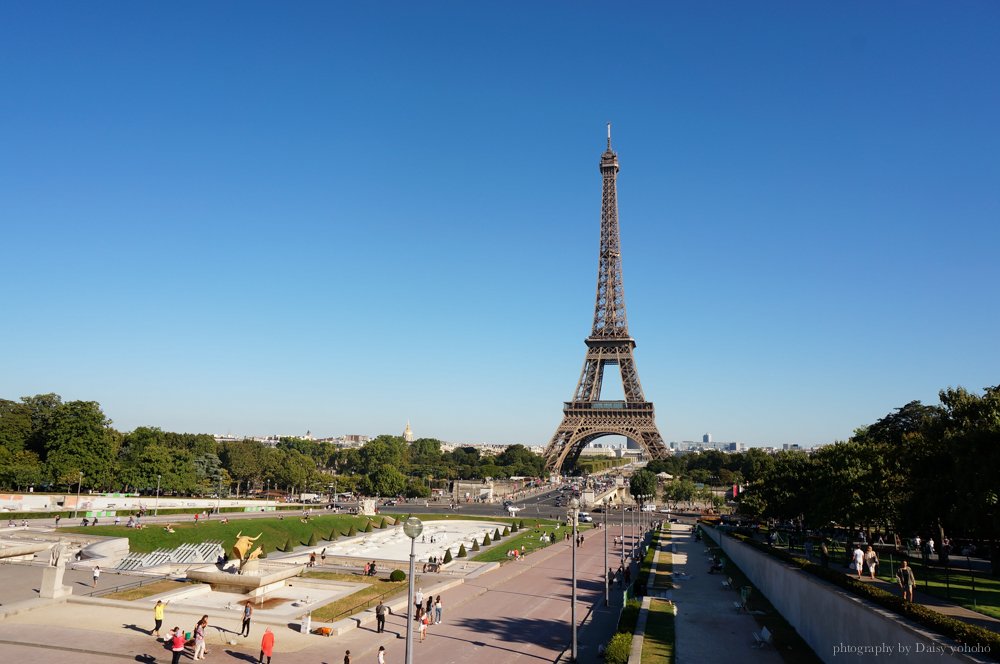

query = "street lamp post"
[403,517,424,664]
[155,474,162,517]
[620,500,626,565]
[603,499,609,606]
[568,497,580,661]
[73,472,83,519]
[266,479,270,510]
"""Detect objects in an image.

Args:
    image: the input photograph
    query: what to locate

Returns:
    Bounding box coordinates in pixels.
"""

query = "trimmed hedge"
[604,632,632,664]
[723,529,1000,654]
[363,520,373,532]
[306,532,318,546]
[389,569,406,582]
[471,539,480,551]
[494,528,502,541]
[443,548,453,564]
[458,544,467,558]
[483,533,491,545]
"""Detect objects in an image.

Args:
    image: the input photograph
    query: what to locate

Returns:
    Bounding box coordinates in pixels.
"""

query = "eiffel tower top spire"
[592,125,628,339]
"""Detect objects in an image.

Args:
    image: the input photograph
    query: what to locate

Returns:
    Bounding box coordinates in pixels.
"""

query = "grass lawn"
[62,514,392,556]
[875,556,1000,620]
[641,598,675,664]
[302,571,407,622]
[104,579,196,601]
[471,520,582,563]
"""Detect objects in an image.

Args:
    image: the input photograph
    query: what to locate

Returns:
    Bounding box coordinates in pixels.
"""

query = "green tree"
[43,400,118,490]
[0,399,32,454]
[629,469,657,502]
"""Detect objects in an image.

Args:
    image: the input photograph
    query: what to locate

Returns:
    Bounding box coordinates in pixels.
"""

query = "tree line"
[0,393,547,497]
[614,386,998,571]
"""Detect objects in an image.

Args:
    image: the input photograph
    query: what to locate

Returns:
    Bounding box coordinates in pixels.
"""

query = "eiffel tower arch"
[543,127,668,474]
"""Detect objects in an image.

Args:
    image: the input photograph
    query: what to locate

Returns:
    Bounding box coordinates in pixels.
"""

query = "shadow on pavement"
[453,615,569,656]
[225,649,259,662]
[122,623,150,635]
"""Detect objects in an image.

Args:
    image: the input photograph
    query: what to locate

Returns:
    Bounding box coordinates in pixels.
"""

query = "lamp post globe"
[403,517,424,540]
[403,516,423,664]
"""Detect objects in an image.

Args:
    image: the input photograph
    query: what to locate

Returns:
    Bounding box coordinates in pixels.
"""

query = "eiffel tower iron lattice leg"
[543,126,668,474]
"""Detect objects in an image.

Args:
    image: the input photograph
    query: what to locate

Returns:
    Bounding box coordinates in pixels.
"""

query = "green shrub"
[443,549,453,564]
[483,533,491,545]
[604,632,632,664]
[364,520,373,532]
[494,528,502,540]
[306,532,318,546]
[518,519,525,530]
[348,525,357,537]
[511,521,519,532]
[282,536,293,553]
[457,544,467,558]
[389,569,406,582]
[618,598,641,633]
[379,517,388,529]
[471,539,480,551]
[503,526,510,536]
[326,529,338,541]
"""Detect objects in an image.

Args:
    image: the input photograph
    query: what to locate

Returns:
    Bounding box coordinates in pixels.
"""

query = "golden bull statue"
[232,531,263,574]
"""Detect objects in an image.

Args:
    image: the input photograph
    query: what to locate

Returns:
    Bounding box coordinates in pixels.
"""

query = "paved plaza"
[0,525,634,664]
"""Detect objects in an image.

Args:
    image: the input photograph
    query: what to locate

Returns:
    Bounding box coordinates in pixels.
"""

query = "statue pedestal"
[360,498,377,516]
[40,565,73,599]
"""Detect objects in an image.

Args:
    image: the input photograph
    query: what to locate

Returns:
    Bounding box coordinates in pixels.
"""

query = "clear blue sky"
[2,2,998,447]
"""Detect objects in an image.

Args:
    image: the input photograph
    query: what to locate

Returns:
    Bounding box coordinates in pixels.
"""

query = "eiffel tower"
[543,126,668,473]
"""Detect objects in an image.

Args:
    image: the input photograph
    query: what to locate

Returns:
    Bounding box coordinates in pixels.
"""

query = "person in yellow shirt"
[153,599,168,637]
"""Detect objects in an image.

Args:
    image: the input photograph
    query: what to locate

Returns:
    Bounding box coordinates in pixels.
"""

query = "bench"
[722,576,734,590]
[752,626,772,648]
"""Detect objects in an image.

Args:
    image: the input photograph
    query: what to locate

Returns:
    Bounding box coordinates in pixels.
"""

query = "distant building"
[403,421,414,443]
[703,433,712,444]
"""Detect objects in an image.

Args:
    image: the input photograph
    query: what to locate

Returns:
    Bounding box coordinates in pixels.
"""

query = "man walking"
[92,565,101,588]
[241,600,253,637]
[375,599,389,633]
[414,588,424,617]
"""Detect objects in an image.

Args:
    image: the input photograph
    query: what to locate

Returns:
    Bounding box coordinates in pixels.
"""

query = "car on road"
[578,512,593,523]
[382,499,398,507]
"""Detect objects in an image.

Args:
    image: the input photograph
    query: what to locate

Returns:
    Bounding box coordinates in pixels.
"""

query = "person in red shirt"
[169,626,186,664]
[259,627,275,663]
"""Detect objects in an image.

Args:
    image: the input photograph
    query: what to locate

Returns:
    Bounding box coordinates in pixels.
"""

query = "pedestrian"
[820,540,829,568]
[897,560,916,603]
[92,565,101,587]
[169,626,186,664]
[377,645,386,664]
[153,599,167,637]
[414,588,424,616]
[375,599,389,633]
[193,617,207,660]
[864,546,879,580]
[419,610,428,642]
[344,650,351,664]
[852,544,864,579]
[259,627,275,664]
[425,594,433,616]
[433,595,442,624]
[309,552,316,568]
[321,547,327,565]
[242,600,253,637]
[54,514,61,527]
[195,513,199,525]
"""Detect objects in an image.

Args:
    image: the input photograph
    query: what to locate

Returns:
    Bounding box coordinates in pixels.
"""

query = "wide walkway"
[669,522,782,664]
[0,528,629,664]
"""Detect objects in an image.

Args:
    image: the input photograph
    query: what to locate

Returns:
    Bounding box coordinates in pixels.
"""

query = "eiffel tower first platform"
[543,127,668,474]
